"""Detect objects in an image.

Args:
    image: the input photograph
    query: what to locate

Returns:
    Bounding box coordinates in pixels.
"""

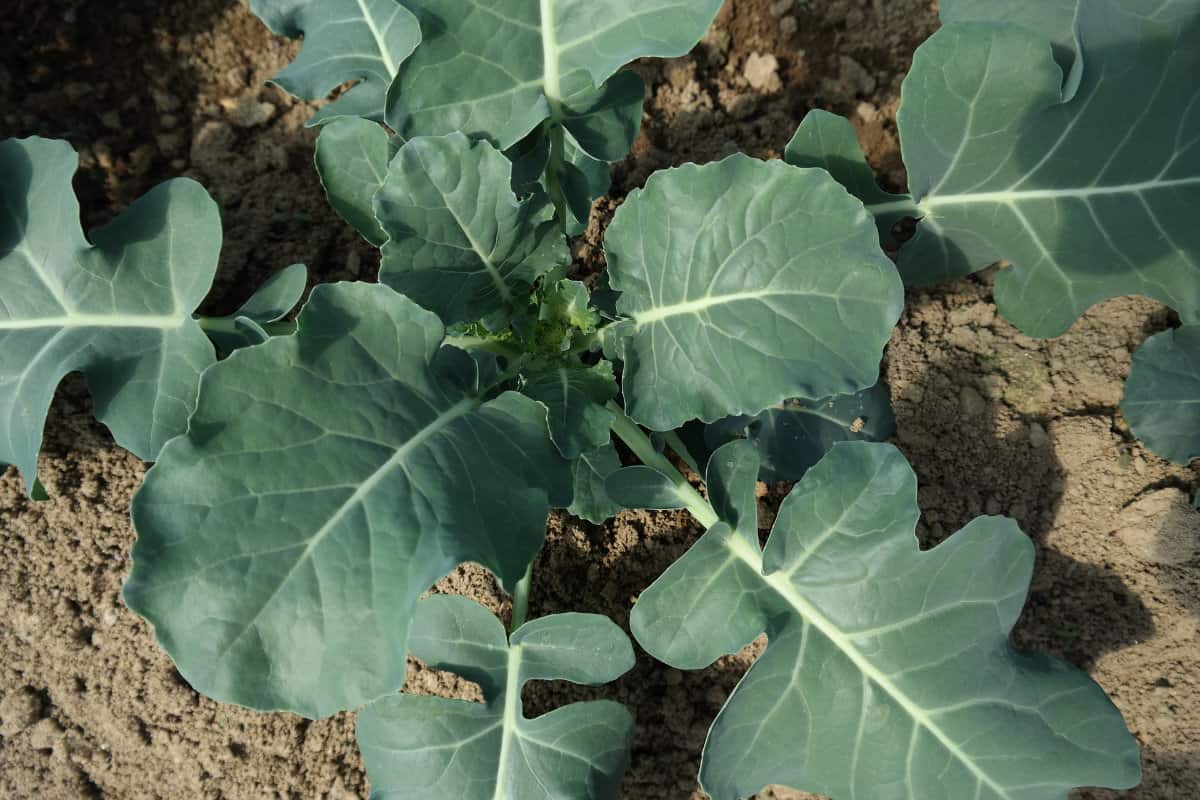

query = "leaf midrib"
[723,533,1013,800]
[867,174,1200,216]
[539,0,563,105]
[355,0,398,74]
[630,288,867,327]
[0,313,185,331]
[492,642,524,800]
[921,173,1200,209]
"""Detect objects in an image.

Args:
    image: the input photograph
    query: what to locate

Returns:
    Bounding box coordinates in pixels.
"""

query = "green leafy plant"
[1,0,1159,797]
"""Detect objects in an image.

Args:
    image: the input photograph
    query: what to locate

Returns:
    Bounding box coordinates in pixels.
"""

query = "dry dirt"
[2,1,1198,798]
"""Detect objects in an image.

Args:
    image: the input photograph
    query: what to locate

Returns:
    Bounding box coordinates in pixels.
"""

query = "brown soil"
[1,1,1198,799]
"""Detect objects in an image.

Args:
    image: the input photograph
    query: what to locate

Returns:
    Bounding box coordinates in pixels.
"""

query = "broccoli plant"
[1,0,1156,797]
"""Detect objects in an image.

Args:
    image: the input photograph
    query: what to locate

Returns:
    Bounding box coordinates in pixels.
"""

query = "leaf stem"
[605,401,719,528]
[510,561,533,632]
[662,429,701,475]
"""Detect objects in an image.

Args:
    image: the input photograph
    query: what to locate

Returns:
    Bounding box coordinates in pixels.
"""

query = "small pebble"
[1028,422,1048,448]
[959,386,986,416]
[743,52,782,93]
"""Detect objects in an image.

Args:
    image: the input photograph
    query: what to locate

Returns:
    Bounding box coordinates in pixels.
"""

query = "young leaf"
[375,133,568,324]
[1122,325,1200,464]
[784,110,916,242]
[202,263,307,353]
[522,362,617,459]
[605,465,689,511]
[604,155,903,431]
[791,4,1200,337]
[705,379,897,482]
[0,137,220,491]
[250,0,421,124]
[631,440,1140,799]
[314,117,392,245]
[385,0,720,152]
[555,70,645,163]
[568,443,623,524]
[512,130,613,235]
[123,283,571,718]
[359,595,634,799]
[939,0,1084,97]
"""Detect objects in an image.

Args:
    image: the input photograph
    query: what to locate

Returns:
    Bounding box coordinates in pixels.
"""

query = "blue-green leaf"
[0,137,220,492]
[521,362,617,459]
[358,595,634,799]
[604,155,903,431]
[939,0,1084,98]
[375,133,568,324]
[633,441,1141,800]
[203,264,307,353]
[791,3,1200,337]
[605,465,688,511]
[315,117,392,245]
[568,443,623,524]
[386,0,719,150]
[250,0,421,124]
[1122,325,1200,464]
[784,110,916,241]
[123,283,571,718]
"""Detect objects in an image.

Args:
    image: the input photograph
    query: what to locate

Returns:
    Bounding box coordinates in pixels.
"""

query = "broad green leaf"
[385,0,719,152]
[568,443,623,524]
[706,379,896,482]
[315,117,391,245]
[939,0,1084,97]
[1122,325,1200,464]
[123,282,571,718]
[604,155,903,431]
[632,440,1140,800]
[0,137,219,491]
[522,362,617,459]
[798,3,1200,337]
[202,264,307,353]
[375,133,568,324]
[250,0,421,124]
[358,595,635,800]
